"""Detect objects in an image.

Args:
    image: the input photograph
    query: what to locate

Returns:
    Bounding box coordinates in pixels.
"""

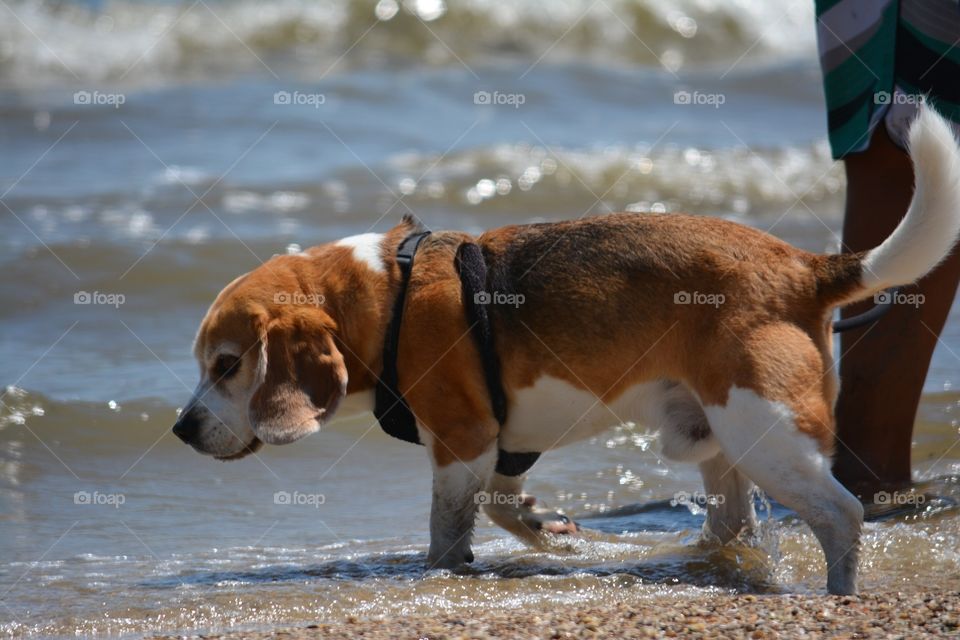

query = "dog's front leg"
[482,472,578,548]
[426,445,497,569]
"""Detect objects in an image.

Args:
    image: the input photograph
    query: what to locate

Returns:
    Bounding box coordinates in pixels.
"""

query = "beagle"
[173,105,960,595]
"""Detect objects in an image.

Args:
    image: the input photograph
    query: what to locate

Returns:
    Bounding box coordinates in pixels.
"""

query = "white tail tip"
[861,104,960,291]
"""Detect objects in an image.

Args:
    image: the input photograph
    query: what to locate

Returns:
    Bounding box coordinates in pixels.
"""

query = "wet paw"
[526,511,579,535]
[427,546,474,569]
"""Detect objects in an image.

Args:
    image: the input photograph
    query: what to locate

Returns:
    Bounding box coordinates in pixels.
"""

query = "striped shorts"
[816,0,960,159]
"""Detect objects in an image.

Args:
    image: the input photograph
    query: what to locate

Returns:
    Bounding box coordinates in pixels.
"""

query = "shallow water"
[2,0,960,637]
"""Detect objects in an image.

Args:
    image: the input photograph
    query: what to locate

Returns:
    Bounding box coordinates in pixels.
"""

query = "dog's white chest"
[499,376,662,452]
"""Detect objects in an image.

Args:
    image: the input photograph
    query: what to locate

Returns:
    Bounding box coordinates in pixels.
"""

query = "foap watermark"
[274,490,326,508]
[874,91,925,106]
[673,90,725,109]
[875,290,924,308]
[474,491,525,506]
[874,490,925,506]
[474,290,525,308]
[473,90,526,109]
[274,91,326,108]
[674,290,725,308]
[273,291,325,307]
[74,291,125,308]
[74,90,125,108]
[74,490,126,508]
[671,490,726,508]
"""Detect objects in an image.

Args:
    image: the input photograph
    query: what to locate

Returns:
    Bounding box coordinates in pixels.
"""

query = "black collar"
[373,230,432,445]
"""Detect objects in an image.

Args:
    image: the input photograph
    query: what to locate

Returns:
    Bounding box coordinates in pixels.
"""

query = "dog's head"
[172,265,348,460]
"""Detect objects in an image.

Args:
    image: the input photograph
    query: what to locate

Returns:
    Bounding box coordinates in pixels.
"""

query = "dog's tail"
[814,104,960,308]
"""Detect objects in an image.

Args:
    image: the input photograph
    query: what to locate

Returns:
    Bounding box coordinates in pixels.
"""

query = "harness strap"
[373,231,432,445]
[456,242,540,476]
[456,242,508,425]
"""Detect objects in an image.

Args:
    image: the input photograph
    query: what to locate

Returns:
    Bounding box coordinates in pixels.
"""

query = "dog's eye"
[213,354,241,381]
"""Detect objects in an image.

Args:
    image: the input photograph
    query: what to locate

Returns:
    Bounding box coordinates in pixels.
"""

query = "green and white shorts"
[816,0,960,159]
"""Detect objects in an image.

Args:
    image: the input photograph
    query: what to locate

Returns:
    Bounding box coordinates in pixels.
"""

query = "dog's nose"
[172,409,201,444]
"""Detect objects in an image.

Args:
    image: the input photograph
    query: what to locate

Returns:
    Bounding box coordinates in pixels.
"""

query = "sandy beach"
[150,589,960,639]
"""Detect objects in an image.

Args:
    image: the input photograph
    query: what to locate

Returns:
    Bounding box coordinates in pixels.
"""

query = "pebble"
[148,589,960,640]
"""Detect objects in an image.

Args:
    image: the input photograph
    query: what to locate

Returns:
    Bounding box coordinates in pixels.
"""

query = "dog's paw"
[527,511,579,535]
[427,547,474,570]
[516,496,579,535]
[481,491,581,550]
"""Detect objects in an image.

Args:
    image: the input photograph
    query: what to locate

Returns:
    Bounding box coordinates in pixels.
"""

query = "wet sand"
[152,588,959,639]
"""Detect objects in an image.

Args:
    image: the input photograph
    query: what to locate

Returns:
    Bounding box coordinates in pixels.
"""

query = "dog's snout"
[172,408,202,444]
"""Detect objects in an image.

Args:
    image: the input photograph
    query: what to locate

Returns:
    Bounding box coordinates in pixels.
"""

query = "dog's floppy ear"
[249,308,347,445]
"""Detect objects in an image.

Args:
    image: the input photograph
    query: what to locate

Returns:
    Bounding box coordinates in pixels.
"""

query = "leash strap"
[374,231,432,445]
[832,287,900,333]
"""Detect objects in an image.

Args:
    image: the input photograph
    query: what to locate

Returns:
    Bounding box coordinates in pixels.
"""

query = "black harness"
[372,229,890,475]
[373,231,540,477]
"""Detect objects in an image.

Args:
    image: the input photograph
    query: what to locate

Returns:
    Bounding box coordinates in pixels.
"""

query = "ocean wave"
[1,140,844,253]
[0,385,177,436]
[385,139,845,223]
[0,0,816,84]
[0,140,845,260]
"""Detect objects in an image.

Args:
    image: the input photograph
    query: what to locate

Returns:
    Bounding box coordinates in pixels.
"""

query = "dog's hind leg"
[698,451,757,544]
[704,389,862,594]
[481,471,577,549]
[698,326,864,595]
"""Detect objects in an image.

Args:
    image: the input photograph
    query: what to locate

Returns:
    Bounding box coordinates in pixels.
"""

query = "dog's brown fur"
[192,213,863,461]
